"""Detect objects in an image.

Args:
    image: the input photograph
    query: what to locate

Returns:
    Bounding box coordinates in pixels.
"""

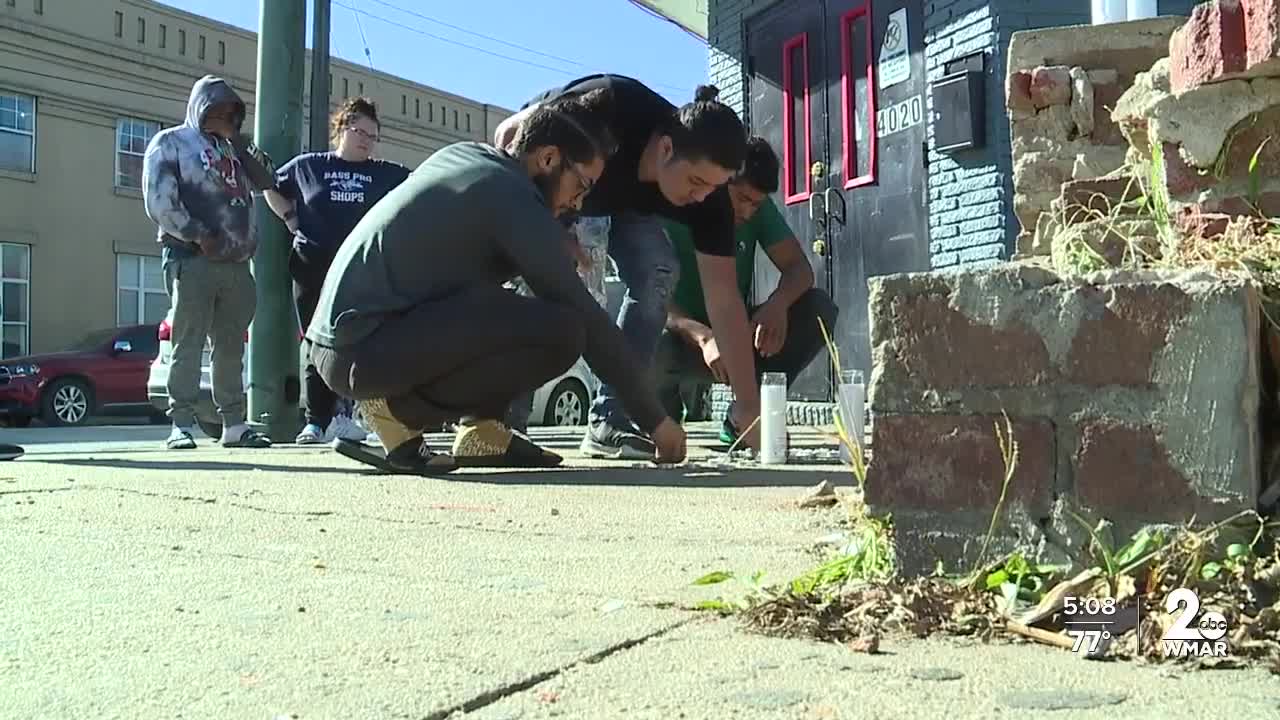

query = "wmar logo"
[1162,587,1229,658]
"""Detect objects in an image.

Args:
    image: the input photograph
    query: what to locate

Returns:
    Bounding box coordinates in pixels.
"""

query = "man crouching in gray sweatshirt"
[308,89,688,475]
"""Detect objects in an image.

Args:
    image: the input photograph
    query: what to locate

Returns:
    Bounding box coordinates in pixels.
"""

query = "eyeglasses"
[346,126,379,143]
[564,161,593,202]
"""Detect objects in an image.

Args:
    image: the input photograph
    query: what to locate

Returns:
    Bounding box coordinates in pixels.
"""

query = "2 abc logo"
[1162,588,1229,657]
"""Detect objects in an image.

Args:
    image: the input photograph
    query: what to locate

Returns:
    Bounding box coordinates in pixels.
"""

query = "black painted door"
[746,0,931,400]
[746,1,829,402]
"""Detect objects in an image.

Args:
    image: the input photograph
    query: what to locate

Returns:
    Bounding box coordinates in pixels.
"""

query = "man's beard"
[532,165,565,215]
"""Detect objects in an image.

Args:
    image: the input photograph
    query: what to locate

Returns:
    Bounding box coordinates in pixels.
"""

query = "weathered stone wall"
[866,264,1261,573]
[1005,17,1187,257]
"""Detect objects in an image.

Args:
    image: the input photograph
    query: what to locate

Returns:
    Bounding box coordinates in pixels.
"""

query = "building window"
[113,11,123,37]
[466,113,472,133]
[137,18,146,44]
[179,29,186,55]
[6,1,16,9]
[841,2,876,188]
[414,97,420,119]
[328,72,332,93]
[218,41,226,65]
[115,118,160,189]
[358,81,364,95]
[428,103,433,123]
[198,35,206,60]
[781,32,812,204]
[401,95,407,114]
[0,91,35,174]
[32,0,40,15]
[0,242,29,358]
[453,109,458,129]
[342,78,348,98]
[158,23,167,49]
[116,254,168,326]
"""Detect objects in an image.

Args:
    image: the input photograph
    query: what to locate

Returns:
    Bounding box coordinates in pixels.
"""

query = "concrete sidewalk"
[0,425,1273,718]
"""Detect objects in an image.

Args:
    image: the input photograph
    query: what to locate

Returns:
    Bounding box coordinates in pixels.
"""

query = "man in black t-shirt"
[496,75,761,459]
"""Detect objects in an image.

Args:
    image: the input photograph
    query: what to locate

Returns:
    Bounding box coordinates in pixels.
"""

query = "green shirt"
[665,196,793,325]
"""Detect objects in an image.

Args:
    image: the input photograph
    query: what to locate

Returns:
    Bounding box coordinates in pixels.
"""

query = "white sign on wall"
[878,8,910,89]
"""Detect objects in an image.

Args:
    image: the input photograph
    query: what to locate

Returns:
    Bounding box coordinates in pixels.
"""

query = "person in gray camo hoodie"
[143,75,277,450]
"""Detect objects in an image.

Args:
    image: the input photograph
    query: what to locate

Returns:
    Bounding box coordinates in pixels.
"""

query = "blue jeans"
[589,213,679,430]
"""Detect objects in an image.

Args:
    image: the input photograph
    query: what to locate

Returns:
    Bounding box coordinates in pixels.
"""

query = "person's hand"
[751,300,789,357]
[652,418,687,464]
[699,334,727,384]
[730,403,761,451]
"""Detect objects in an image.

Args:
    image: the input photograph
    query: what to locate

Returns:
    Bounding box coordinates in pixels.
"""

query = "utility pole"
[309,0,331,152]
[248,0,306,442]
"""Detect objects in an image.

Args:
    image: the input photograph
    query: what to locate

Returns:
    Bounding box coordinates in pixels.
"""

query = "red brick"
[1058,176,1145,223]
[867,414,1054,515]
[1245,0,1280,75]
[886,288,1052,389]
[1089,71,1127,146]
[1073,420,1196,517]
[1176,210,1234,238]
[1170,0,1247,93]
[1029,66,1072,108]
[1162,142,1214,198]
[1007,71,1036,119]
[1188,191,1280,218]
[1065,285,1193,386]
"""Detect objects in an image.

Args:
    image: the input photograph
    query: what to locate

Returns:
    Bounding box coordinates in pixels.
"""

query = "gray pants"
[164,255,256,428]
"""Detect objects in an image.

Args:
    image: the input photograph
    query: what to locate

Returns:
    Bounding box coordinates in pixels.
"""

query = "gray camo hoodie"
[143,75,273,264]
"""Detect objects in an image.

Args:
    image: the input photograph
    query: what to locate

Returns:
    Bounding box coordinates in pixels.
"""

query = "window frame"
[0,242,31,359]
[114,117,161,190]
[115,253,168,327]
[841,1,878,189]
[0,90,36,174]
[781,32,812,205]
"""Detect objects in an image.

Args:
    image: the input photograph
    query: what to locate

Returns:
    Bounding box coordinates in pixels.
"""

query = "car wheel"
[543,379,589,427]
[197,418,223,440]
[40,378,94,427]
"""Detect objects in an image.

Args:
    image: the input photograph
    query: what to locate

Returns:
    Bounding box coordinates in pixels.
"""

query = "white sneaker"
[328,414,371,442]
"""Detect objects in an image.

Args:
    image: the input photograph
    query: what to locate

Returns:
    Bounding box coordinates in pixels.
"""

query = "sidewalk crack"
[424,618,694,720]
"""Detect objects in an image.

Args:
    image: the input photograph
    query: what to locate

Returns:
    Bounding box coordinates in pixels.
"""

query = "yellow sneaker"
[451,418,563,468]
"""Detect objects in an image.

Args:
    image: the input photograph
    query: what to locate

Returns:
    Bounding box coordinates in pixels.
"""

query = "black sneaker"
[579,421,655,460]
[0,443,23,461]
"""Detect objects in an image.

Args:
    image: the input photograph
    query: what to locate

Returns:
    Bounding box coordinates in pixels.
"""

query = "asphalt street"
[1,423,1275,719]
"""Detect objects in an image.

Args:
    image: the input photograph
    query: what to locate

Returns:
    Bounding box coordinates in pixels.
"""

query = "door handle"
[825,187,847,226]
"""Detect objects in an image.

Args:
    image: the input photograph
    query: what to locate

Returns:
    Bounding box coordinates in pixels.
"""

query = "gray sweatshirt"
[142,75,273,265]
[308,141,668,432]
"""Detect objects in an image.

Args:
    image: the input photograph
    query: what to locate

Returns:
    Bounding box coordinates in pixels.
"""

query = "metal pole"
[249,0,307,442]
[309,0,331,152]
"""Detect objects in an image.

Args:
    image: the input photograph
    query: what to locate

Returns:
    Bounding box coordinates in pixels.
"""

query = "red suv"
[0,324,160,427]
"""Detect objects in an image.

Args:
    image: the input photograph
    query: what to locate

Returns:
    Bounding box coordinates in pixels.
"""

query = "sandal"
[166,430,197,450]
[223,428,272,448]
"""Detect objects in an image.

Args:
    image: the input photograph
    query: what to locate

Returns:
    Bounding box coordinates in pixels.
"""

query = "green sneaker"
[719,416,740,446]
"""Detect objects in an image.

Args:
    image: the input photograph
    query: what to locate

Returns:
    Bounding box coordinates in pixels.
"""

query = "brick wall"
[925,0,1006,269]
[707,0,777,115]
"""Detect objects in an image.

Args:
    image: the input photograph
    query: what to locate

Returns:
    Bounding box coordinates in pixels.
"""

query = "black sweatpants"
[291,251,341,429]
[311,285,586,431]
[655,288,840,416]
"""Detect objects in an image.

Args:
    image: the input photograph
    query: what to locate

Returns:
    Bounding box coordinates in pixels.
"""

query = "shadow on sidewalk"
[50,457,364,476]
[416,464,856,489]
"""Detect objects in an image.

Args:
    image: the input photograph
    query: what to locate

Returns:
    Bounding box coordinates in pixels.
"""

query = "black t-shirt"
[523,74,735,258]
[275,152,411,261]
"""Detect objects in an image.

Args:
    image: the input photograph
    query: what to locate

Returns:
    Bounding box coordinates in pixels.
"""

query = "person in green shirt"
[659,137,838,442]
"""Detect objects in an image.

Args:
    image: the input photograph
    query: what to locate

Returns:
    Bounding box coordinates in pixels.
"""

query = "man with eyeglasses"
[308,89,687,475]
[496,77,761,459]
